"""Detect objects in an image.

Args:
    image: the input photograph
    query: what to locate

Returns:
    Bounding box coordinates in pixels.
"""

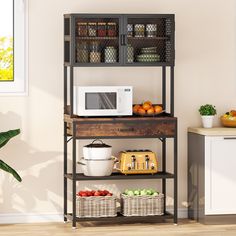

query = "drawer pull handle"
[224,137,236,140]
[118,128,135,132]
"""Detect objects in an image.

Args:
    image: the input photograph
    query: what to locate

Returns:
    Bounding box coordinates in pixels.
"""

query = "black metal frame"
[63,13,177,229]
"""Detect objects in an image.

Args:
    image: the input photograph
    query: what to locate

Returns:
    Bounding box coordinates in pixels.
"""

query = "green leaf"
[0,129,20,149]
[0,159,22,182]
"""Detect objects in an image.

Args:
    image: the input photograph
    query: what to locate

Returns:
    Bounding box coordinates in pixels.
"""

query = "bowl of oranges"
[221,110,236,127]
[133,101,163,116]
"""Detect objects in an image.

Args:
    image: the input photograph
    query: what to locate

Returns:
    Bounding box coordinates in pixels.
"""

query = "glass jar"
[77,22,88,37]
[88,22,97,37]
[104,46,117,63]
[97,22,106,37]
[134,24,145,37]
[127,24,133,37]
[77,42,89,63]
[146,24,157,37]
[107,22,117,37]
[127,44,134,63]
[90,41,101,63]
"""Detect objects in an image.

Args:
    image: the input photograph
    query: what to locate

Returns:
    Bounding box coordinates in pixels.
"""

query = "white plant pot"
[201,115,214,128]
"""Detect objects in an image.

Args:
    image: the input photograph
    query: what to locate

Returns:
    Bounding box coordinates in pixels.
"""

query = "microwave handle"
[117,89,125,113]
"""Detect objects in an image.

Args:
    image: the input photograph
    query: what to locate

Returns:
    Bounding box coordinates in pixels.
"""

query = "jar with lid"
[127,44,134,63]
[97,22,106,37]
[90,41,101,63]
[77,22,88,37]
[146,24,157,37]
[107,22,117,37]
[127,24,133,37]
[134,24,145,37]
[88,22,97,37]
[104,46,117,63]
[77,42,89,63]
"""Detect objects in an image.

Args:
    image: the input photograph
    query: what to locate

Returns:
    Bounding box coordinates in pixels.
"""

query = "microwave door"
[86,92,117,110]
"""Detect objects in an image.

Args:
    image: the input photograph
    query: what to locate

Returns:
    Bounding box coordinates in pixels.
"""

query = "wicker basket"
[121,193,164,216]
[76,196,117,218]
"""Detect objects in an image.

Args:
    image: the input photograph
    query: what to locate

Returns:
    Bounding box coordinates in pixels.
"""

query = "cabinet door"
[205,136,236,215]
[73,14,123,66]
[123,14,175,66]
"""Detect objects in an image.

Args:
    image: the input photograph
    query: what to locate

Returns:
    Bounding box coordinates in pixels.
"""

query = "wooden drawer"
[67,119,176,138]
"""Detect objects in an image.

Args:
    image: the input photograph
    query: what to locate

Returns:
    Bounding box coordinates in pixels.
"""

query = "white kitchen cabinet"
[188,128,236,223]
[205,136,236,215]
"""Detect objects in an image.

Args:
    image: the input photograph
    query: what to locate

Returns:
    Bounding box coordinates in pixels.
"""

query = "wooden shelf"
[65,212,173,223]
[65,172,174,181]
[76,36,118,40]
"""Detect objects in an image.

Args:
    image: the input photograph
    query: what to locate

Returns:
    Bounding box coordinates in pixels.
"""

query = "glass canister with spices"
[97,22,106,37]
[77,42,89,63]
[127,24,133,37]
[146,24,157,37]
[90,41,101,63]
[127,44,134,63]
[88,22,97,37]
[77,22,88,37]
[134,24,145,37]
[104,46,117,63]
[107,22,117,37]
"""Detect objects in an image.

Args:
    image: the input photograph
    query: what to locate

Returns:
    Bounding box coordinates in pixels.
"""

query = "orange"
[142,103,152,111]
[147,107,155,115]
[144,100,152,106]
[133,104,141,113]
[154,105,163,114]
[138,108,146,115]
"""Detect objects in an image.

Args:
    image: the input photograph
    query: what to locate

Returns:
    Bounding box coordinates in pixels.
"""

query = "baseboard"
[0,208,187,224]
[0,213,63,224]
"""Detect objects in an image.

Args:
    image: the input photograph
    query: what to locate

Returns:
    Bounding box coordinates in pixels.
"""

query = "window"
[0,0,27,95]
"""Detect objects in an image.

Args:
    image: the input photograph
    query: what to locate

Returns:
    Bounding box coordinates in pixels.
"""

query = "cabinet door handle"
[120,35,125,45]
[224,137,236,140]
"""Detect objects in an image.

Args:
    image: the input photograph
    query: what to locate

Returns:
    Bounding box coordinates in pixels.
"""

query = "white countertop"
[188,127,236,136]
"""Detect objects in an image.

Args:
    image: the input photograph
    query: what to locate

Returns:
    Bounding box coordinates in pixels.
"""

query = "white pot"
[77,157,117,176]
[201,115,214,128]
[83,139,112,160]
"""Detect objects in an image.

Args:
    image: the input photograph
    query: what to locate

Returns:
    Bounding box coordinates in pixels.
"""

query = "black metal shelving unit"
[63,13,177,229]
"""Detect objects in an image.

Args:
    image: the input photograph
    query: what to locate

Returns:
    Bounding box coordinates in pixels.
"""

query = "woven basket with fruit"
[221,110,236,127]
[133,101,163,116]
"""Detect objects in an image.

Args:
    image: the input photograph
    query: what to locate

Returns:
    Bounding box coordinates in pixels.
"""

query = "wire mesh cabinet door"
[74,14,123,66]
[123,14,175,66]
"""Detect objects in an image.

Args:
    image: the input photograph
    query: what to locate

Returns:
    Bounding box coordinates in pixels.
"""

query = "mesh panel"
[75,18,120,64]
[126,17,172,64]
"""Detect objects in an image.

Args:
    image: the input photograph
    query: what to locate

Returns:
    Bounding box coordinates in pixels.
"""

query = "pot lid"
[84,139,111,148]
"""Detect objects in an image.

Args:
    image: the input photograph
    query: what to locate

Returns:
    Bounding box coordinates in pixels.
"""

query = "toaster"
[118,150,158,175]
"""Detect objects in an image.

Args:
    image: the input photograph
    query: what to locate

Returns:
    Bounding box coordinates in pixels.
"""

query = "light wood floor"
[1,220,236,236]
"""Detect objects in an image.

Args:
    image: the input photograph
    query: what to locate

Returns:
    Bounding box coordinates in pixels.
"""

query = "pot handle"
[77,161,86,166]
[91,139,104,145]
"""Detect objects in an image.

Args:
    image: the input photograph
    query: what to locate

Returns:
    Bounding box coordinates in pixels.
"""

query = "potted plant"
[0,129,22,182]
[199,104,217,128]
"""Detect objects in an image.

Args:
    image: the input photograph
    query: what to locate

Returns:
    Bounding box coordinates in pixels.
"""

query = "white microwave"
[73,86,133,116]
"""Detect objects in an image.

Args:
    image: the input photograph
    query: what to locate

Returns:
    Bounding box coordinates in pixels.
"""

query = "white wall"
[0,0,236,222]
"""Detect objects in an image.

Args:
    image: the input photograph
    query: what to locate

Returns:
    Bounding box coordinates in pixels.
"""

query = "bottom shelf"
[65,212,173,223]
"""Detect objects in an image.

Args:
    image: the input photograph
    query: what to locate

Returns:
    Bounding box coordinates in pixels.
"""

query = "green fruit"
[152,192,158,196]
[127,191,134,196]
[134,190,140,195]
[124,189,129,195]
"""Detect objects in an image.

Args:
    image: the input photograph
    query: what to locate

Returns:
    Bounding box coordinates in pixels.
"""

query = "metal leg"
[64,122,68,222]
[162,138,166,214]
[162,66,166,111]
[174,122,178,224]
[72,122,77,228]
[64,66,68,113]
[70,66,74,117]
[170,66,174,116]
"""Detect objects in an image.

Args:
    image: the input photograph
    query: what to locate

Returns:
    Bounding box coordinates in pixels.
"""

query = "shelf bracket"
[67,137,73,143]
[158,138,164,142]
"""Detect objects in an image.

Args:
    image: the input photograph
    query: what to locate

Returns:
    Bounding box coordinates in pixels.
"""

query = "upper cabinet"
[64,14,175,67]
